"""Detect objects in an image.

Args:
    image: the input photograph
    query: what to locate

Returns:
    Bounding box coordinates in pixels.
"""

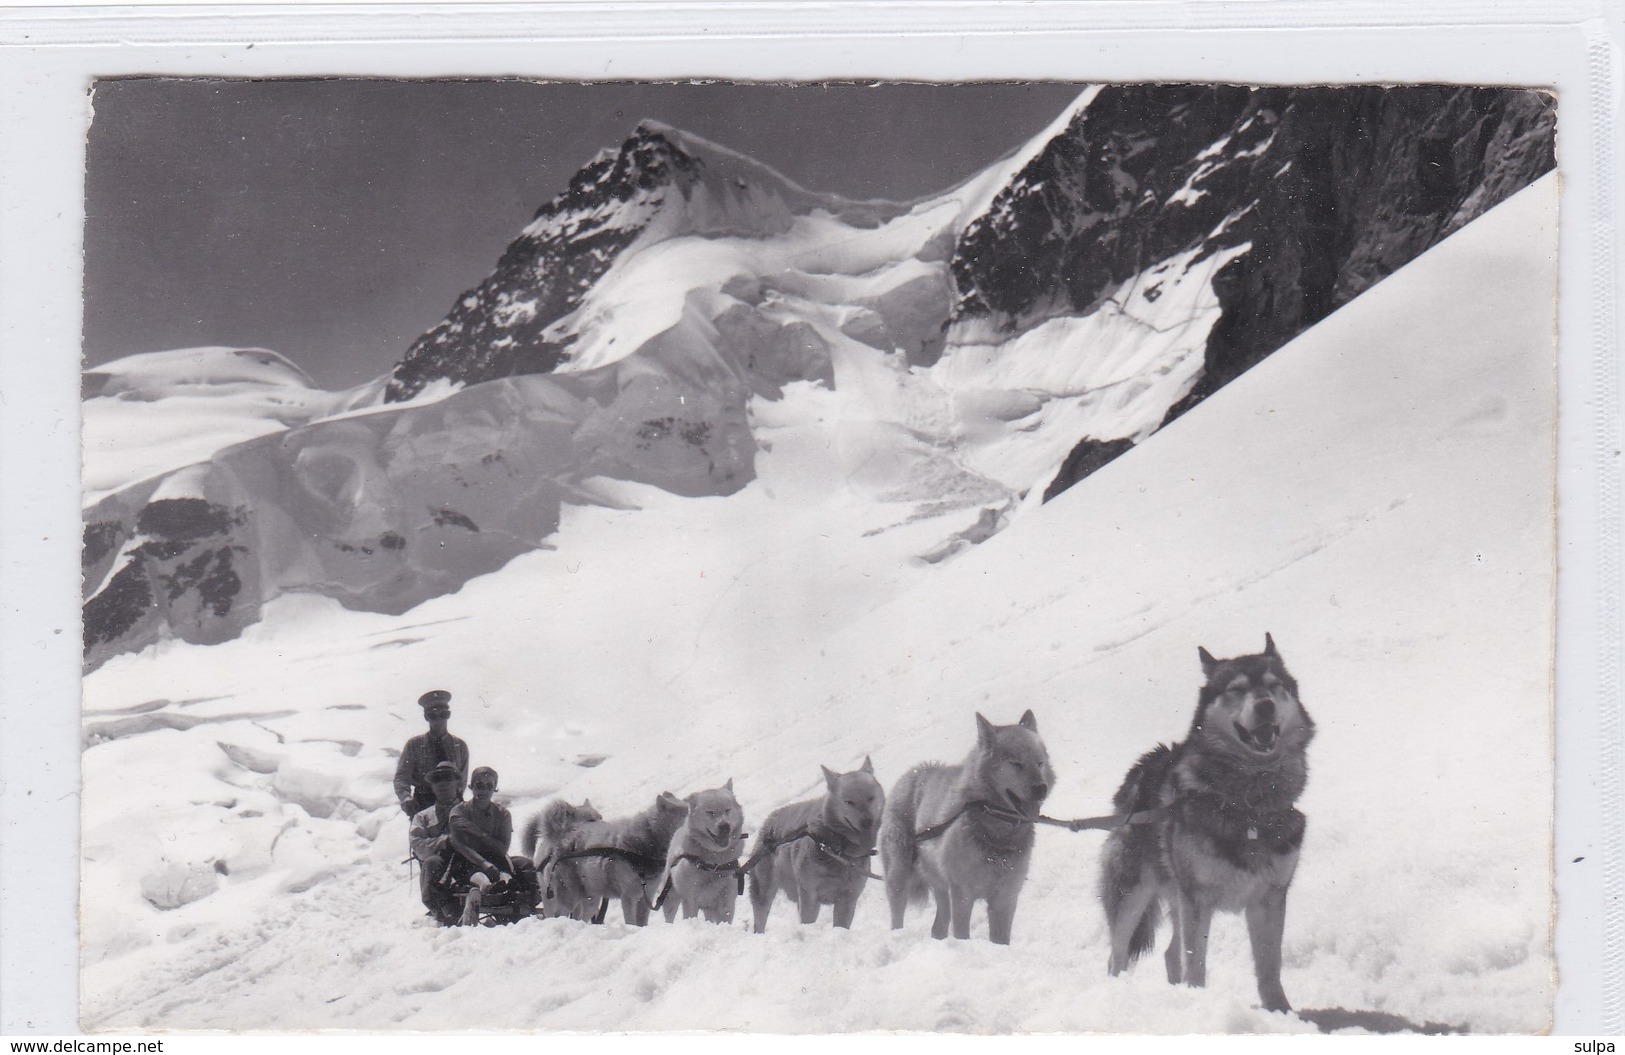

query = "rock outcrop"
[941,85,1555,499]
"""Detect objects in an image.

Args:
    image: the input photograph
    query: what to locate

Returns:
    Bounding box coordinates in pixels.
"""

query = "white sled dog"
[522,798,603,918]
[747,758,885,933]
[1099,635,1314,1013]
[659,780,747,924]
[545,792,688,926]
[881,712,1054,944]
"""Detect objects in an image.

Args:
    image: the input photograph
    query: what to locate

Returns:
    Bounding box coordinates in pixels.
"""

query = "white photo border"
[0,0,1618,1036]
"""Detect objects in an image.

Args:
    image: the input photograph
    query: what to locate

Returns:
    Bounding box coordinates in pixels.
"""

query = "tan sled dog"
[881,712,1053,944]
[1100,635,1314,1013]
[747,758,885,933]
[545,792,688,926]
[522,798,603,918]
[659,780,747,924]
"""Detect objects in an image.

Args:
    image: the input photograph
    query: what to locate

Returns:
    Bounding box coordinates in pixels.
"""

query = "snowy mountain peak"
[83,86,1556,675]
[624,119,776,193]
[384,126,689,401]
[384,120,911,403]
[634,118,910,225]
[529,122,701,225]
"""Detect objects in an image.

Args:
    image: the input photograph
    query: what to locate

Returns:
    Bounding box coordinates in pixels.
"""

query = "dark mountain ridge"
[940,84,1554,498]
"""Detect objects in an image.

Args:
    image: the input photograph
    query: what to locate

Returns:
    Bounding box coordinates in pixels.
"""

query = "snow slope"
[78,174,1556,1033]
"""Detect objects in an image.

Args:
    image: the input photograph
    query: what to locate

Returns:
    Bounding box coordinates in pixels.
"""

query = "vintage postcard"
[74,78,1557,1033]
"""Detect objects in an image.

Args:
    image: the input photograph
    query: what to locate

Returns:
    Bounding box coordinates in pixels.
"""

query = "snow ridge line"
[1587,23,1624,1036]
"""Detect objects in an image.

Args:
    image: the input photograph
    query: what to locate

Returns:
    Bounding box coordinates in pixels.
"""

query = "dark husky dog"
[747,759,885,933]
[1100,634,1314,1012]
[881,711,1054,945]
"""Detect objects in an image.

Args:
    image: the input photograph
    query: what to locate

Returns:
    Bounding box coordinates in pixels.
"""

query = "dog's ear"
[1198,646,1218,677]
[658,791,686,811]
[1264,632,1278,658]
[822,765,839,791]
[1018,709,1038,732]
[860,755,875,774]
[975,712,995,748]
[723,777,734,792]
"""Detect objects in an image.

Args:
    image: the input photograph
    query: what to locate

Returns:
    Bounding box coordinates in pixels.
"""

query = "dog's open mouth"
[1001,790,1036,817]
[1235,722,1281,753]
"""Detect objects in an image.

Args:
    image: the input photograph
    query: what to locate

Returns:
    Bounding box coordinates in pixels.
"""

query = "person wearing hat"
[450,766,539,924]
[409,760,467,920]
[393,690,470,816]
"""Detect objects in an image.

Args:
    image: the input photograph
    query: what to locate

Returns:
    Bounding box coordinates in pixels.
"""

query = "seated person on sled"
[411,763,540,924]
[409,761,469,924]
[448,766,541,925]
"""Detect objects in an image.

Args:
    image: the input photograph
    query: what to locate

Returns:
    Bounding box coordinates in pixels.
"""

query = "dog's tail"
[1111,743,1176,815]
[521,810,544,860]
[879,768,931,909]
[743,836,772,909]
[526,799,593,860]
[1100,835,1160,964]
[1101,744,1177,966]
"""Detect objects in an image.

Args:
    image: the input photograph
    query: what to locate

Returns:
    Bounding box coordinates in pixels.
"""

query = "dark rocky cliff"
[945,85,1555,500]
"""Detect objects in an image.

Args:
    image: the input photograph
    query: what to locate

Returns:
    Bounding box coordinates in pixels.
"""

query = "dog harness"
[549,845,668,878]
[651,851,747,909]
[546,845,672,924]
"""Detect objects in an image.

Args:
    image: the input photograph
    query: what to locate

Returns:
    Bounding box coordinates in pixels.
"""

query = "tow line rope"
[912,801,1173,842]
[736,826,883,881]
[436,804,1171,920]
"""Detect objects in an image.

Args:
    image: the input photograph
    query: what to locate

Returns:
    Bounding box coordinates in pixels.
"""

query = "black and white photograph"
[73,77,1559,1033]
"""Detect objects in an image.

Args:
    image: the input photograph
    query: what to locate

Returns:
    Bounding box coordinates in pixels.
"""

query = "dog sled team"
[396,635,1315,1013]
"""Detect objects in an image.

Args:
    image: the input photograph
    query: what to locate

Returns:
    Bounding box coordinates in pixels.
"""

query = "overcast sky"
[83,79,1084,389]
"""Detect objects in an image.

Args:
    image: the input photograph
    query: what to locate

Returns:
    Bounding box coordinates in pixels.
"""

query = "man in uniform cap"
[408,761,467,921]
[393,689,470,817]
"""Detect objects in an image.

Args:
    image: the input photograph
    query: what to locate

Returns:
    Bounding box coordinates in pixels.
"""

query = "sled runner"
[419,857,542,927]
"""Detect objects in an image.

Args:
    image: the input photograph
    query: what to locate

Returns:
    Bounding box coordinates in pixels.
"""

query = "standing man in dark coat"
[394,689,470,817]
